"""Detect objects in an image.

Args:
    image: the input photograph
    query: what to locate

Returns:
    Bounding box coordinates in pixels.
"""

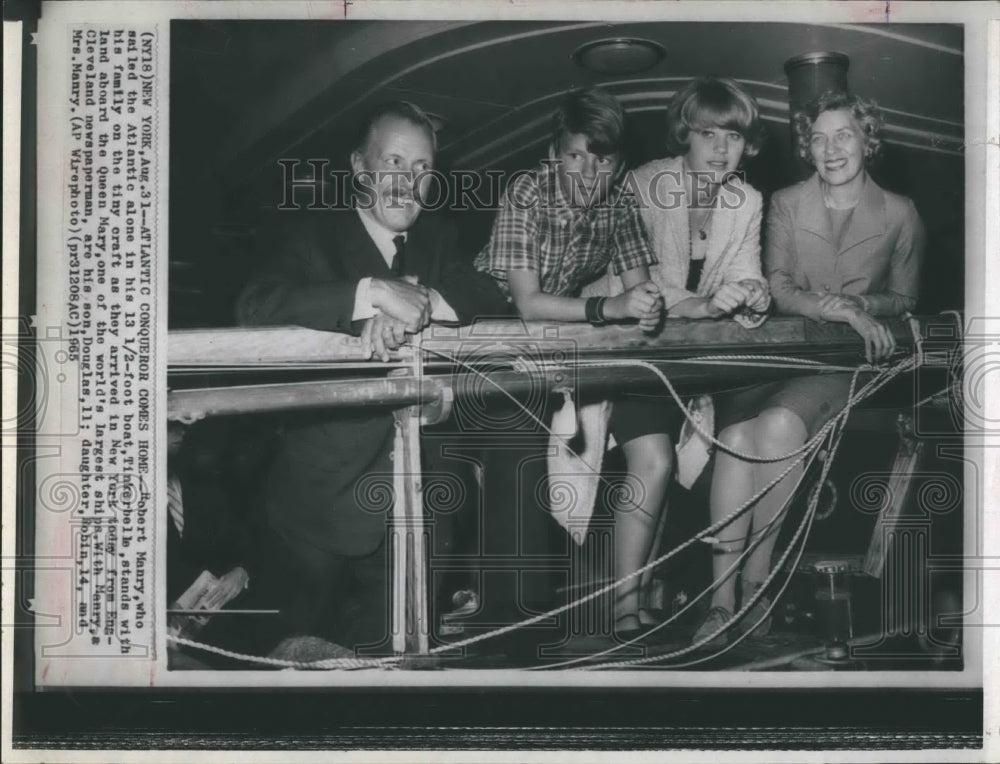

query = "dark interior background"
[168,20,964,328]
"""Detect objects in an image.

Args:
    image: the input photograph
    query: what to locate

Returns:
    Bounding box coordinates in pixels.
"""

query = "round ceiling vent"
[573,38,667,75]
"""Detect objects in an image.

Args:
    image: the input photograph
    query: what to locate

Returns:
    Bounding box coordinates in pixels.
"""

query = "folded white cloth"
[547,392,720,544]
[546,398,611,545]
[676,394,715,490]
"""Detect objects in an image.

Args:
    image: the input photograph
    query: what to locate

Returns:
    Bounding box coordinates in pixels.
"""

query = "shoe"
[739,581,773,638]
[613,613,648,643]
[612,614,671,645]
[691,606,732,650]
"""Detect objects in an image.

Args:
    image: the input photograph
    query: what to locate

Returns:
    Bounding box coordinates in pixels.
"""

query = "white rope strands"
[167,347,918,670]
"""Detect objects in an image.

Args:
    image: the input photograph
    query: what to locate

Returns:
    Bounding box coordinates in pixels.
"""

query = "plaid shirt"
[474,162,657,299]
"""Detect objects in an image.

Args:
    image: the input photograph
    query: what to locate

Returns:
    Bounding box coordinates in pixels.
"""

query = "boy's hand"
[605,281,663,323]
[637,309,662,334]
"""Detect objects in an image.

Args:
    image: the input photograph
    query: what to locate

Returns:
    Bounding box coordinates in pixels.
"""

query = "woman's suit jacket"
[766,171,924,319]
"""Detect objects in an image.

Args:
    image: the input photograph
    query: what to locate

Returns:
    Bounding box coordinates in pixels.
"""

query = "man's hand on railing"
[370,277,432,333]
[361,313,410,362]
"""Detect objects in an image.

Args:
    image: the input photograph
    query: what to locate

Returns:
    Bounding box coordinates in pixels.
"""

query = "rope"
[532,429,833,671]
[913,385,957,409]
[536,361,911,669]
[666,353,860,373]
[580,372,862,670]
[167,634,402,670]
[576,357,910,463]
[169,352,851,375]
[426,361,913,661]
[587,358,921,669]
[167,351,916,670]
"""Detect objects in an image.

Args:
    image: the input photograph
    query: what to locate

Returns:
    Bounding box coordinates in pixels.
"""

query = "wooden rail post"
[390,402,430,655]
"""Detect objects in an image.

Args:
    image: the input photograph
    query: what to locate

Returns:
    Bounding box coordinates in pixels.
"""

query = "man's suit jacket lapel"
[327,208,441,282]
[397,213,437,282]
[322,208,395,279]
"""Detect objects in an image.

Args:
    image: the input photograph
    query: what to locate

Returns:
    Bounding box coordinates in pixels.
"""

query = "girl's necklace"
[689,203,715,241]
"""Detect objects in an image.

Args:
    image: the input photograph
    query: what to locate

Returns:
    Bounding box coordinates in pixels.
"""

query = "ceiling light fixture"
[573,38,667,76]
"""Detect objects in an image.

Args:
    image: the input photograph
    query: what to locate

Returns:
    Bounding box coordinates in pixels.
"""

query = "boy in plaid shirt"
[476,88,672,640]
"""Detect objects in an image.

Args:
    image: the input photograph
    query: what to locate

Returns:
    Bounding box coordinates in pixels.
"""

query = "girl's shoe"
[614,613,674,645]
[739,580,773,638]
[691,606,732,650]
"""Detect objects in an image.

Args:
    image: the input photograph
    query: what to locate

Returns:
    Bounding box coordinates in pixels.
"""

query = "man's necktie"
[391,235,406,276]
[167,474,184,537]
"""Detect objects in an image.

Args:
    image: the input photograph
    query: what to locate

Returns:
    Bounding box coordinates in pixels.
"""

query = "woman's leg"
[615,433,673,627]
[742,406,808,587]
[707,420,758,614]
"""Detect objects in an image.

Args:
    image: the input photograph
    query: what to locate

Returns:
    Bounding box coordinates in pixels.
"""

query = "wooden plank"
[423,316,809,353]
[169,315,949,368]
[168,358,857,421]
[168,325,383,365]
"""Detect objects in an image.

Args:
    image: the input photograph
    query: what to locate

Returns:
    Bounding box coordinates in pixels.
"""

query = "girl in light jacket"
[588,77,771,638]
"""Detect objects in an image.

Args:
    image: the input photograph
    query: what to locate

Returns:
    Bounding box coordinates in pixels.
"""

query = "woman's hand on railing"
[817,294,896,362]
[709,282,753,316]
[816,293,859,323]
[847,310,897,363]
[737,279,771,313]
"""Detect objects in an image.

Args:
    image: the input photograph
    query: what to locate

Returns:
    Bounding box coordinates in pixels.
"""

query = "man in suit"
[236,101,510,652]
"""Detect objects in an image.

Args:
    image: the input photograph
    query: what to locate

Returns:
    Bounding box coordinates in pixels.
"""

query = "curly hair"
[664,77,766,159]
[792,91,883,164]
